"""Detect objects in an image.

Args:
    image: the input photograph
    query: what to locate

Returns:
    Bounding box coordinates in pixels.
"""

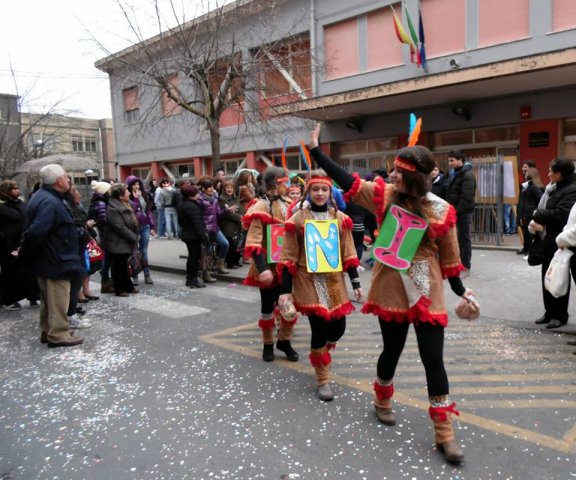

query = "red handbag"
[87,238,104,263]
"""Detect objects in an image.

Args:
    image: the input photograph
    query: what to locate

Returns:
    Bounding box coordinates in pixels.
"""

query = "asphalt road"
[0,270,574,480]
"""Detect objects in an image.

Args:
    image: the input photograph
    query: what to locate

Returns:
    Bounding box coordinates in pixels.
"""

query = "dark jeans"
[67,274,82,316]
[184,239,202,282]
[377,319,449,397]
[456,211,473,270]
[225,235,242,268]
[308,315,346,349]
[110,253,134,294]
[540,255,574,322]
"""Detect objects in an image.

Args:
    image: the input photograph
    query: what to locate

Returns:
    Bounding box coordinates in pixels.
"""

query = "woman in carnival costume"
[278,174,362,401]
[242,166,299,363]
[308,123,478,464]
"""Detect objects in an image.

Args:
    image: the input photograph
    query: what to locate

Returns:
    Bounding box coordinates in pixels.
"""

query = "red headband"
[275,176,289,184]
[308,176,332,187]
[288,185,301,192]
[393,157,417,172]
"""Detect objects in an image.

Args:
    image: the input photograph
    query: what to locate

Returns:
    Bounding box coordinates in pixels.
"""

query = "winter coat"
[517,181,543,219]
[431,173,448,200]
[104,198,140,254]
[530,177,576,261]
[89,192,109,243]
[446,163,476,215]
[197,192,224,233]
[178,197,208,242]
[126,175,155,228]
[20,186,82,279]
[0,197,27,266]
[218,192,242,238]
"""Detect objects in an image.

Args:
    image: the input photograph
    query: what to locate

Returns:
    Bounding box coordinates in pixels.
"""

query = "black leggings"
[259,285,280,316]
[308,315,346,349]
[377,319,449,397]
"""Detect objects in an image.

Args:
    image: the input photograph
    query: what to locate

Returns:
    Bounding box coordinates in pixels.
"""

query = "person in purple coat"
[126,176,155,285]
[197,177,238,275]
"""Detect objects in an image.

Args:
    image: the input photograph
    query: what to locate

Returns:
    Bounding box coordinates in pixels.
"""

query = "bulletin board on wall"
[502,156,519,205]
[474,155,519,204]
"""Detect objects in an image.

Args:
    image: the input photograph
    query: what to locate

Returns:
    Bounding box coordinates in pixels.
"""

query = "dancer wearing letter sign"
[243,166,299,363]
[278,175,362,401]
[308,123,477,464]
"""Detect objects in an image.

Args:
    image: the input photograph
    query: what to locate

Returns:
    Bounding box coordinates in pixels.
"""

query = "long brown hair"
[525,167,543,188]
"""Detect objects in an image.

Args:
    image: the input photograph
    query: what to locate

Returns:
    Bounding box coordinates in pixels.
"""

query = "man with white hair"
[20,164,84,347]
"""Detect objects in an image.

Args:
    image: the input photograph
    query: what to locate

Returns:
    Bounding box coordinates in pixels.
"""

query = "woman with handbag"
[105,183,140,297]
[517,166,544,257]
[529,158,576,329]
[126,176,155,286]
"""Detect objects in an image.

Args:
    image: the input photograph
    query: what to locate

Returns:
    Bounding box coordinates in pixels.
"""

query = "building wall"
[104,0,312,174]
[314,0,576,96]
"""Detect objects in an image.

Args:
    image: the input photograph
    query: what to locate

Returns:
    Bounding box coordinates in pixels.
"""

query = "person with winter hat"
[308,123,478,464]
[243,166,299,363]
[89,180,113,293]
[126,176,155,285]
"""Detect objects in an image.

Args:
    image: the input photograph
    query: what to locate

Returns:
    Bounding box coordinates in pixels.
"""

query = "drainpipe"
[310,0,317,97]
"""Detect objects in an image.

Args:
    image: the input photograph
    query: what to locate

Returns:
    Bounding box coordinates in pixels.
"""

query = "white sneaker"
[68,314,92,329]
[357,265,366,272]
[523,255,529,260]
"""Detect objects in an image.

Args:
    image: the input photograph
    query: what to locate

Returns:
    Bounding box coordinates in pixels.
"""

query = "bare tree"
[0,66,78,179]
[94,0,316,170]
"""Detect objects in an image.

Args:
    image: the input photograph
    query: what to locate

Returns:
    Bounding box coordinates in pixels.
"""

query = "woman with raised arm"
[308,123,477,464]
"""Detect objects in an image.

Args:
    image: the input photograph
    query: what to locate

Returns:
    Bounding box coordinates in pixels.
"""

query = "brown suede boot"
[100,279,114,294]
[310,347,333,401]
[429,401,463,464]
[259,317,275,362]
[216,258,229,274]
[202,270,217,283]
[373,379,396,426]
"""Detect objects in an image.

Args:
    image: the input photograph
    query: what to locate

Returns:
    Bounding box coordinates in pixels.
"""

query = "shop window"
[85,137,97,152]
[222,159,242,175]
[132,168,150,180]
[434,130,474,147]
[177,164,194,178]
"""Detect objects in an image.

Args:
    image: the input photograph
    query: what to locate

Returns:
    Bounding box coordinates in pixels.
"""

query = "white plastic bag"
[544,248,573,298]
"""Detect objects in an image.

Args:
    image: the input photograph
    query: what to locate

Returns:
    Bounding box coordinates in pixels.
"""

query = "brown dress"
[345,174,463,326]
[242,195,292,289]
[279,207,359,320]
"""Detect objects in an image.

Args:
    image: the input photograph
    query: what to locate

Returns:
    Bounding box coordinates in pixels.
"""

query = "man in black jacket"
[446,151,476,276]
[20,164,84,348]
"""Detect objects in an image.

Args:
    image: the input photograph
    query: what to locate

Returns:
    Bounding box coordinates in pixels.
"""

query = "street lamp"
[84,169,95,203]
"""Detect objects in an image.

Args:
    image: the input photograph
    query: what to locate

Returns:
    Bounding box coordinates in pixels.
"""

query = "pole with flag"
[390,4,417,63]
[404,3,420,65]
[418,3,428,72]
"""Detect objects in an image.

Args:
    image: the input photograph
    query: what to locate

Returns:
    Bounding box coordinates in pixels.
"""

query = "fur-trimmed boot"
[429,398,463,464]
[310,347,333,401]
[275,309,299,361]
[259,315,276,362]
[373,379,396,426]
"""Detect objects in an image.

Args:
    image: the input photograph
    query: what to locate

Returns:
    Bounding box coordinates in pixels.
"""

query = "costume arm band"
[280,267,293,295]
[252,252,269,274]
[348,267,361,288]
[310,147,354,191]
[448,276,466,297]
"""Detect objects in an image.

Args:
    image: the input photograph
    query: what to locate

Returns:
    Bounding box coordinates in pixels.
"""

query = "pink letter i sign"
[372,205,428,272]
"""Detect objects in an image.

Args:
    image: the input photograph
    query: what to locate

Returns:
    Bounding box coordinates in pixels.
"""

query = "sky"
[0,0,228,119]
